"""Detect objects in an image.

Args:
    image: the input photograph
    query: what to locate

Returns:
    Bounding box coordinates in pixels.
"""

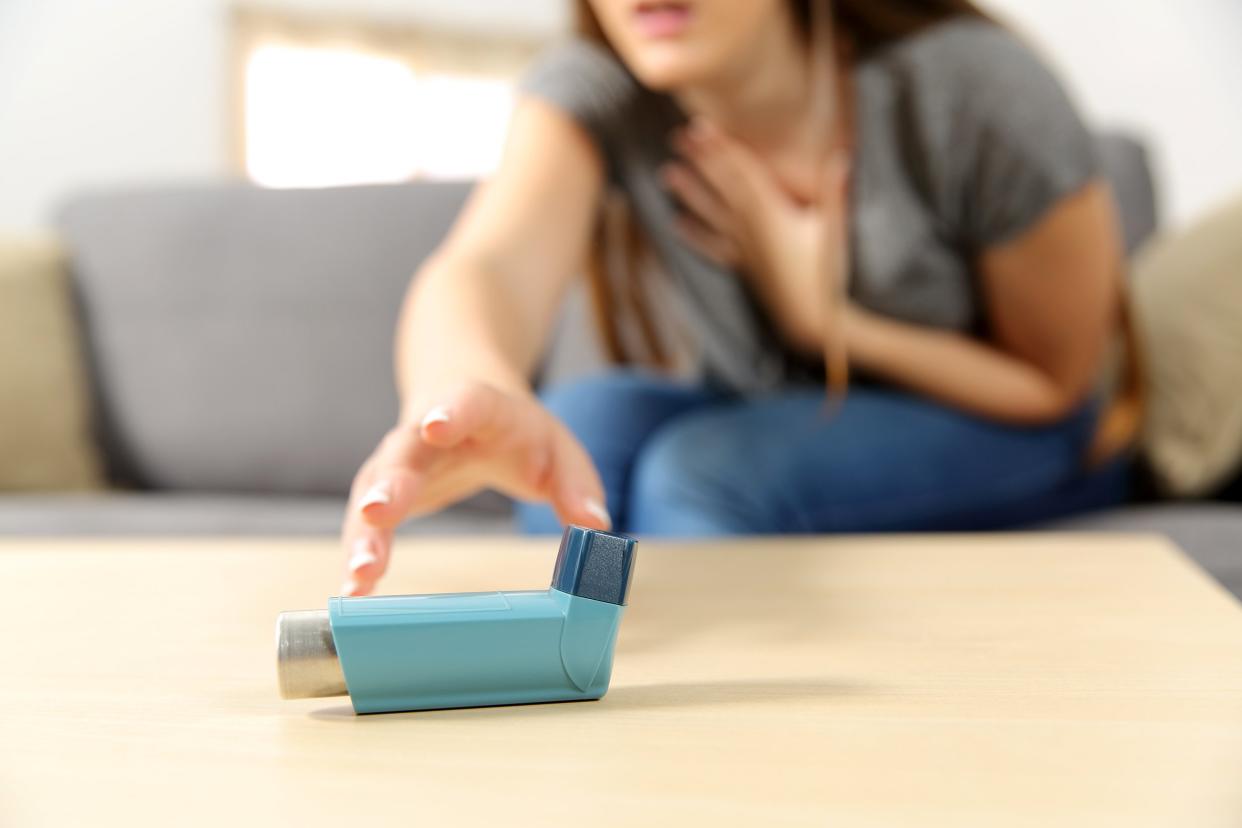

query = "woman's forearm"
[845,305,1085,425]
[395,256,547,423]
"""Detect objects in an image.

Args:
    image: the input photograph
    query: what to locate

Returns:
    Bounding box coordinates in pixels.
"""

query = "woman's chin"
[624,50,716,91]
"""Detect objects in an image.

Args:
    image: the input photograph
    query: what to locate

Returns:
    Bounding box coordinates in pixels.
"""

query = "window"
[231,10,544,188]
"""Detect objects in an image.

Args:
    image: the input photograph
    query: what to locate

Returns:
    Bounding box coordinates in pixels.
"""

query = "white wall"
[984,0,1242,230]
[0,1,231,232]
[0,0,568,232]
[1,0,1239,232]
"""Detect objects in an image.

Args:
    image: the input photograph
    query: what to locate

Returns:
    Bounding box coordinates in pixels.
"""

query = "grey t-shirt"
[519,18,1098,392]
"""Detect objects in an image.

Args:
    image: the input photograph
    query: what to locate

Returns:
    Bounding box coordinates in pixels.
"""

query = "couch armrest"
[0,234,104,491]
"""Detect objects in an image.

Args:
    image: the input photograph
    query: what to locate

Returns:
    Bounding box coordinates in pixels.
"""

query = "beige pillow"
[0,234,104,491]
[1133,193,1242,496]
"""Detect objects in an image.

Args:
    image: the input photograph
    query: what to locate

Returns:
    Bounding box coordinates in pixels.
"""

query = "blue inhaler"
[276,526,637,714]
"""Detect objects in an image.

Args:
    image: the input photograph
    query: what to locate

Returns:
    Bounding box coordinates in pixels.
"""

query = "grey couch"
[4,135,1240,598]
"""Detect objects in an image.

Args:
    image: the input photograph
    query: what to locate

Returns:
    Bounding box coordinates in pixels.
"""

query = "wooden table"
[2,534,1241,826]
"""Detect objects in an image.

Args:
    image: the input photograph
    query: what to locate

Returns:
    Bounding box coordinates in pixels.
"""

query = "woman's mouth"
[632,1,694,39]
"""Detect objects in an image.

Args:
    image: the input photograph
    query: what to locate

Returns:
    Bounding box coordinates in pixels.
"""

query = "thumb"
[547,426,612,531]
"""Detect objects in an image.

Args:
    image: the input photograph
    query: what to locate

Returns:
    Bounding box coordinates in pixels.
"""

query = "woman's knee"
[533,372,724,534]
[540,371,703,436]
[627,411,780,535]
[540,372,642,426]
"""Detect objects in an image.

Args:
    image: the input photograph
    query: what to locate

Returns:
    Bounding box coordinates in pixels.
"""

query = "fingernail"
[584,497,613,530]
[420,405,451,430]
[348,538,379,572]
[359,481,391,510]
[340,579,359,597]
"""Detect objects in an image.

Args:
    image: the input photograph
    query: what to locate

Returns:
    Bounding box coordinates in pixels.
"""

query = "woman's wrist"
[397,366,532,427]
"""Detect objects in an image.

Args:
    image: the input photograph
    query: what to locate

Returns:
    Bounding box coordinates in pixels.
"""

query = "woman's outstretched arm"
[395,98,604,413]
[341,98,613,596]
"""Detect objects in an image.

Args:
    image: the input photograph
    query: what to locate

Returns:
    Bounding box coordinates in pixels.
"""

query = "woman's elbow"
[1022,377,1096,426]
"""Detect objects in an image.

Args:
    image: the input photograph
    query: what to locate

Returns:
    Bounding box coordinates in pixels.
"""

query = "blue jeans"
[517,371,1130,536]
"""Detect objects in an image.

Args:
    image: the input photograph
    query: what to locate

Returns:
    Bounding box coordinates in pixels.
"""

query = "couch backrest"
[57,134,1158,496]
[60,181,474,495]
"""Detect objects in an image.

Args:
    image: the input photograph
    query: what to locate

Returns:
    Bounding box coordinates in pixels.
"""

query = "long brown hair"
[575,0,993,374]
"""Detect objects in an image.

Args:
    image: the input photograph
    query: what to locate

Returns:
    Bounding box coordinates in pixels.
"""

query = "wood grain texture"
[1,533,1240,827]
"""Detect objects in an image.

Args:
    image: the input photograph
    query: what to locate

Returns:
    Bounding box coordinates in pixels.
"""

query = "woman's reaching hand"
[340,381,611,596]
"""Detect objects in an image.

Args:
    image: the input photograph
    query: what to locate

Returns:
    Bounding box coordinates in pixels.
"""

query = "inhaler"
[276,526,637,714]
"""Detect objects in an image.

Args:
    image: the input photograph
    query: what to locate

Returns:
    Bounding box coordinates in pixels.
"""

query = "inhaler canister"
[275,609,347,699]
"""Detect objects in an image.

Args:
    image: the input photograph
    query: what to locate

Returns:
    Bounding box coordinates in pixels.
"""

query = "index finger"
[353,423,441,528]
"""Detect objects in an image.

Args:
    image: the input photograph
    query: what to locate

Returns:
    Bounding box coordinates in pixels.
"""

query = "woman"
[339,0,1132,596]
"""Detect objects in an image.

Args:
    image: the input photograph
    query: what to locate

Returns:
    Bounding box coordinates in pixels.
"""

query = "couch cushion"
[58,182,473,495]
[0,492,513,536]
[1131,192,1242,496]
[1048,503,1242,600]
[0,234,105,491]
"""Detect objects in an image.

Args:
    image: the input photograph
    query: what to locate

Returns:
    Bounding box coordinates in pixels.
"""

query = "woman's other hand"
[662,118,851,355]
[340,381,611,596]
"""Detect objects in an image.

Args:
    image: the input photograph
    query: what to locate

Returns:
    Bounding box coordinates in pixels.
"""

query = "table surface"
[2,533,1241,827]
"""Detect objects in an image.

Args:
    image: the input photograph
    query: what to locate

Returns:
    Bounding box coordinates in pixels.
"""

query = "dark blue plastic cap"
[550,526,637,606]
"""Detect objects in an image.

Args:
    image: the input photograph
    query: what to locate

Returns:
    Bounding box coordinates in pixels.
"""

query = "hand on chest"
[660,118,852,347]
